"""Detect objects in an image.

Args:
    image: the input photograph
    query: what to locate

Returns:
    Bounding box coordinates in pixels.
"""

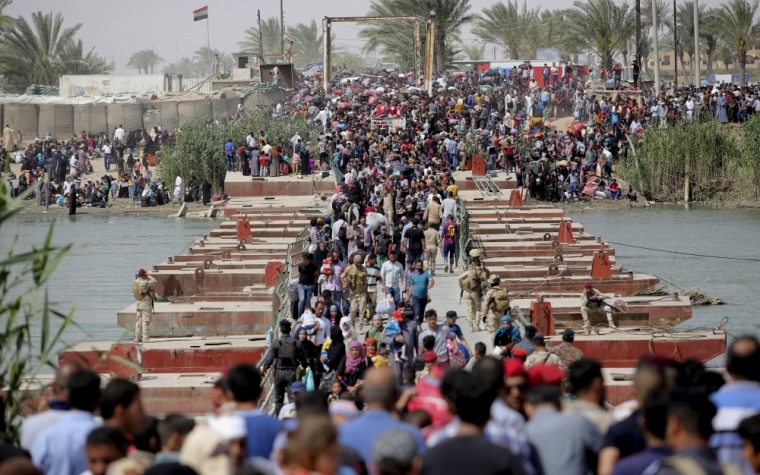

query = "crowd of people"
[2,336,760,475]
[0,123,218,212]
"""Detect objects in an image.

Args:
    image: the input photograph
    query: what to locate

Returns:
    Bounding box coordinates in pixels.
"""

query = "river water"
[1,206,758,363]
[0,214,216,353]
[568,205,760,340]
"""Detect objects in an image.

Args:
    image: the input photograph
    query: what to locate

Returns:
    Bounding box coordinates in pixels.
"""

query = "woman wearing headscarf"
[364,314,384,340]
[323,325,345,372]
[492,315,522,358]
[339,316,358,342]
[363,336,379,362]
[336,340,370,408]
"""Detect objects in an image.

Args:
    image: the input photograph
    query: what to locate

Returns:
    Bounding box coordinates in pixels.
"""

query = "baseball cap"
[562,328,575,339]
[445,311,458,320]
[289,381,306,394]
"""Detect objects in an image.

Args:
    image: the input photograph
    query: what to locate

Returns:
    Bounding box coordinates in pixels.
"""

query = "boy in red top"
[608,179,621,200]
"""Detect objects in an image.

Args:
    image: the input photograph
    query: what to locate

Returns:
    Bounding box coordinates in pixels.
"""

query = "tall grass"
[618,119,750,202]
[158,111,321,193]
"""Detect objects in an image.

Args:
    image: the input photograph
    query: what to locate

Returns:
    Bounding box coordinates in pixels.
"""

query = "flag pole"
[206,16,210,52]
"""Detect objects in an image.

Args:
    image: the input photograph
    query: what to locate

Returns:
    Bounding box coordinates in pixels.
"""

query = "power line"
[607,241,760,262]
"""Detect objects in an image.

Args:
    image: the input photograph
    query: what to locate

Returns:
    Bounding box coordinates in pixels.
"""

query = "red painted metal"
[590,248,612,279]
[557,220,574,244]
[508,190,524,207]
[61,345,267,374]
[108,344,140,380]
[265,261,284,289]
[471,155,486,176]
[531,298,555,336]
[236,216,252,242]
[549,333,726,368]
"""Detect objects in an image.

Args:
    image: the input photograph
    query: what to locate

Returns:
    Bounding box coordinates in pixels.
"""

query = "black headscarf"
[326,325,346,371]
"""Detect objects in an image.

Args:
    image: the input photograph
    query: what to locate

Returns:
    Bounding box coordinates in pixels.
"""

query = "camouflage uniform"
[458,260,489,332]
[481,286,504,333]
[133,275,157,342]
[549,341,585,368]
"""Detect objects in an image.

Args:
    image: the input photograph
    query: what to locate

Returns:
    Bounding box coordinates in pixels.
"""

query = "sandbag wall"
[3,96,243,141]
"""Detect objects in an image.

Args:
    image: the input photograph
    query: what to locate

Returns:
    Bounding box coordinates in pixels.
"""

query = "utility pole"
[636,0,641,87]
[257,10,263,64]
[280,0,285,58]
[694,0,700,86]
[653,0,660,93]
[674,0,678,88]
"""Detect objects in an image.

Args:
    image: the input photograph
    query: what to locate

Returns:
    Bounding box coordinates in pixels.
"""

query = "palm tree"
[0,0,15,29]
[472,1,538,60]
[701,9,721,77]
[360,0,473,73]
[286,21,326,68]
[126,49,163,74]
[675,1,708,82]
[563,0,635,72]
[0,11,110,93]
[715,40,736,71]
[238,17,282,56]
[461,42,486,61]
[163,57,197,76]
[715,0,760,85]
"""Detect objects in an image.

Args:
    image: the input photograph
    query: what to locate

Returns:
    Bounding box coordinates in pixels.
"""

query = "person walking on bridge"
[132,269,157,343]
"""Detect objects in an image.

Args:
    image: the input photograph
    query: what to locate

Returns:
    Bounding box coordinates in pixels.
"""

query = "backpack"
[132,281,144,300]
[338,223,347,240]
[490,289,510,313]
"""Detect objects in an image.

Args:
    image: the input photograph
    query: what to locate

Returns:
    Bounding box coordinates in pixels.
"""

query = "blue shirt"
[339,410,425,464]
[447,323,464,340]
[31,410,100,475]
[234,409,281,460]
[410,271,432,299]
[610,446,671,475]
[225,142,234,154]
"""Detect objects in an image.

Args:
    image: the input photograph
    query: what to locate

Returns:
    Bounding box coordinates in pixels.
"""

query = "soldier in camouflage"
[457,249,490,332]
[481,274,509,333]
[550,328,585,367]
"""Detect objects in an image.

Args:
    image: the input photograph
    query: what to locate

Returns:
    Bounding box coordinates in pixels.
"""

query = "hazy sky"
[8,0,728,74]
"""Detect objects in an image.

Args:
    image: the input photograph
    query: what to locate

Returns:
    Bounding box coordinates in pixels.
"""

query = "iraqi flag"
[193,6,208,21]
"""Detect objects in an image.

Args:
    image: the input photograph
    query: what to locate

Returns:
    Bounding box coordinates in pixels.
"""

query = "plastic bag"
[304,368,315,392]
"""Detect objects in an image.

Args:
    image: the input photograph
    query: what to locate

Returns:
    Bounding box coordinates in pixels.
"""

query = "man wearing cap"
[524,335,567,371]
[550,328,585,367]
[482,274,512,334]
[132,269,157,343]
[458,249,490,332]
[445,311,471,356]
[581,282,618,332]
[277,381,306,420]
[260,319,308,416]
[343,254,369,327]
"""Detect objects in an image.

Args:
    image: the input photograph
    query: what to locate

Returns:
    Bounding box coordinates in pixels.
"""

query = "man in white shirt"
[173,174,183,201]
[314,109,330,131]
[102,142,112,172]
[686,96,695,121]
[246,132,256,148]
[442,196,457,220]
[114,125,124,143]
[380,251,405,306]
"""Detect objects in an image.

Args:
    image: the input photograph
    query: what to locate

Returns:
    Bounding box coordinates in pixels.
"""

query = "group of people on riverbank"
[0,124,189,211]
[4,334,760,475]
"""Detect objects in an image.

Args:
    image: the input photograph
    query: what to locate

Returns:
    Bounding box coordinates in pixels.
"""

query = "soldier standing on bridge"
[260,319,308,416]
[481,274,511,334]
[132,269,157,343]
[284,40,294,63]
[457,249,490,333]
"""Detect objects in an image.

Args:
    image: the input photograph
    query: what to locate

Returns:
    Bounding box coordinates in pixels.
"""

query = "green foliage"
[238,17,283,56]
[0,180,74,443]
[617,119,757,203]
[126,49,164,75]
[0,11,111,94]
[157,112,320,193]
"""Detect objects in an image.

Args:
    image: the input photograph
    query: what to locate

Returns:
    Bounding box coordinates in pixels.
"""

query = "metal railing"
[333,163,344,186]
[255,218,325,414]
